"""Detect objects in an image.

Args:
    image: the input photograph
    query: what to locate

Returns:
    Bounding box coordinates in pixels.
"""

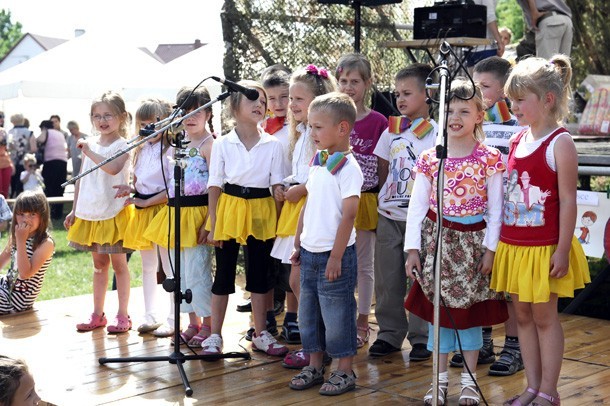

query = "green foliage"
[496,0,524,43]
[0,9,23,58]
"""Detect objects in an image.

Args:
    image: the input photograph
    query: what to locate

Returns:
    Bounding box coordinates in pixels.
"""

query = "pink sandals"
[107,315,132,334]
[76,312,107,332]
[504,387,538,406]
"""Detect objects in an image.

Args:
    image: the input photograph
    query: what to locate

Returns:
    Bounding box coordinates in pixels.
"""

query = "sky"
[1,0,224,50]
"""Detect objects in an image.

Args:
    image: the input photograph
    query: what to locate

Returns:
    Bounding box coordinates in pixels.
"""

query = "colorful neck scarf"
[388,116,434,139]
[263,116,286,135]
[485,99,511,124]
[310,149,350,175]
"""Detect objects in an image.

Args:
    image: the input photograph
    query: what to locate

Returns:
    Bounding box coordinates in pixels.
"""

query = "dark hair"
[395,63,434,89]
[49,114,61,122]
[176,86,215,133]
[39,120,54,130]
[474,56,512,85]
[10,191,51,251]
[261,69,291,89]
[0,356,29,406]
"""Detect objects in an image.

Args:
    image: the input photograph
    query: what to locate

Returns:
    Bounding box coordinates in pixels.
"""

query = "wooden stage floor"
[1,285,609,405]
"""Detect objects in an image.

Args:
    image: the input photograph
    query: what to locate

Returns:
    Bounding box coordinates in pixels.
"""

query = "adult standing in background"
[516,0,572,58]
[66,121,88,176]
[7,113,34,198]
[50,114,70,140]
[0,111,4,128]
[37,120,68,220]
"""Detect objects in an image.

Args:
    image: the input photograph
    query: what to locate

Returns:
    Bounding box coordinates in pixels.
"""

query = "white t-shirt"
[208,129,285,188]
[20,170,44,192]
[300,154,363,253]
[75,137,131,221]
[284,124,315,185]
[374,120,438,221]
[133,140,171,195]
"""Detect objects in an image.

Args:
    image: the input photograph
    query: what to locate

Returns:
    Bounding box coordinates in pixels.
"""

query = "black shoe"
[489,347,524,376]
[368,339,401,357]
[273,300,284,316]
[409,343,432,361]
[450,339,495,367]
[245,322,279,341]
[236,298,252,313]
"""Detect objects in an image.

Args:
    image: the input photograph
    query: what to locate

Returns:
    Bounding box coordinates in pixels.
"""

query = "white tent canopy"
[0,33,224,135]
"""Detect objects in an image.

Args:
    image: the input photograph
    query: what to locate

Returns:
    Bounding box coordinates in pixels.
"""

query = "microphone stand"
[66,90,251,397]
[425,41,452,406]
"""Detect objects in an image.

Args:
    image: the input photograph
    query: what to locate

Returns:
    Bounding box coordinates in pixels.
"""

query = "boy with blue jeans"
[288,92,363,396]
[370,64,436,359]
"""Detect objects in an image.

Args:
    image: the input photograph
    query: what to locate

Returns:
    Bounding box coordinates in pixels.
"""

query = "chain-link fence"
[221,0,425,92]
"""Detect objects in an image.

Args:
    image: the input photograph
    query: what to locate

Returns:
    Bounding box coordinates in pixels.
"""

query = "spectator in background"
[0,129,13,199]
[499,26,513,46]
[7,113,34,198]
[0,194,11,235]
[50,114,70,140]
[516,0,573,58]
[0,111,4,128]
[466,0,505,70]
[66,121,88,176]
[36,120,68,220]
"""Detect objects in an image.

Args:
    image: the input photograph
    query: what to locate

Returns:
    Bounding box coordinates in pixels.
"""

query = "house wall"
[0,36,46,72]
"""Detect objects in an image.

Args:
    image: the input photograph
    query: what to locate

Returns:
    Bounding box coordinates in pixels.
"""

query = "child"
[404,79,508,406]
[0,195,11,235]
[335,52,388,348]
[202,80,287,357]
[288,92,362,396]
[114,98,174,336]
[370,63,435,360]
[272,65,338,367]
[19,154,44,193]
[491,55,590,406]
[0,130,13,199]
[0,355,42,406]
[64,91,135,334]
[143,87,216,344]
[0,190,54,315]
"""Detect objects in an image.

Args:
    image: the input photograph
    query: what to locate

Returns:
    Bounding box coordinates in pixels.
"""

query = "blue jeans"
[299,245,358,359]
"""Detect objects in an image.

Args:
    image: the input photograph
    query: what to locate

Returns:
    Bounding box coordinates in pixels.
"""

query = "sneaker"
[236,298,252,312]
[245,321,278,341]
[274,300,285,316]
[252,330,289,356]
[201,334,223,355]
[368,339,401,357]
[489,347,524,376]
[409,343,432,361]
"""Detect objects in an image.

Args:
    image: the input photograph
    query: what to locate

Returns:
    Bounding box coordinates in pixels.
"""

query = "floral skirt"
[354,191,378,231]
[208,194,277,244]
[143,205,208,249]
[67,206,134,253]
[491,236,590,303]
[123,203,164,251]
[276,196,305,238]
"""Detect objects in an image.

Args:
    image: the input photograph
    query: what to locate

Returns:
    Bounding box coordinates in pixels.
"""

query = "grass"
[0,212,143,302]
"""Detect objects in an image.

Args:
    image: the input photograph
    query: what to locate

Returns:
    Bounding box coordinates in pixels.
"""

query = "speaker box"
[414,3,487,39]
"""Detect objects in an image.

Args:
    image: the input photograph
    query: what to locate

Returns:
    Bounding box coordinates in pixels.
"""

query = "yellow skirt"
[143,205,208,249]
[354,192,378,231]
[491,236,590,303]
[209,194,277,244]
[67,206,135,247]
[276,197,306,237]
[123,203,165,251]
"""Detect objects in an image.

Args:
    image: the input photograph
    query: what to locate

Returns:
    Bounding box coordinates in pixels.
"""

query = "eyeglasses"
[91,114,116,122]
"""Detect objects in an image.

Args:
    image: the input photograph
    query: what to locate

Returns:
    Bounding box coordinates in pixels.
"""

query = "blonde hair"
[224,80,266,130]
[132,98,173,168]
[335,52,373,104]
[10,113,24,126]
[505,54,572,124]
[288,66,338,159]
[22,153,37,166]
[90,91,131,138]
[449,78,486,142]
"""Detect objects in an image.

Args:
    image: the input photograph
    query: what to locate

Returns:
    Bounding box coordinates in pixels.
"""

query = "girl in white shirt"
[64,91,134,334]
[201,80,287,358]
[113,99,174,337]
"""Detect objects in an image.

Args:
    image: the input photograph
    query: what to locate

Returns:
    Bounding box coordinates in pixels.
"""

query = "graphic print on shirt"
[380,136,417,204]
[504,168,551,227]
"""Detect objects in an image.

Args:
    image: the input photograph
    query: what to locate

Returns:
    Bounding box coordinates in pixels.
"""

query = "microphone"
[211,76,260,101]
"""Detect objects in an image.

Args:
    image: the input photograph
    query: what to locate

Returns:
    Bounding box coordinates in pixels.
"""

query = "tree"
[0,9,23,59]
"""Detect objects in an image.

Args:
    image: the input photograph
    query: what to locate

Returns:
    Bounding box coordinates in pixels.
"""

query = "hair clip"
[336,66,344,74]
[306,64,329,79]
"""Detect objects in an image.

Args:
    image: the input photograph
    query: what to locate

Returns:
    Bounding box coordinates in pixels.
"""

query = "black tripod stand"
[97,91,250,397]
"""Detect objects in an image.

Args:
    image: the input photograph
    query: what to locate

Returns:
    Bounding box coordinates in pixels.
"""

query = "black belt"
[134,191,163,210]
[224,183,271,199]
[168,194,208,207]
[536,10,567,27]
[362,185,380,193]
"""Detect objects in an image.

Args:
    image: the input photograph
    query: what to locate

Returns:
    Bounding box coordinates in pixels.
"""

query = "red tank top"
[500,128,566,246]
